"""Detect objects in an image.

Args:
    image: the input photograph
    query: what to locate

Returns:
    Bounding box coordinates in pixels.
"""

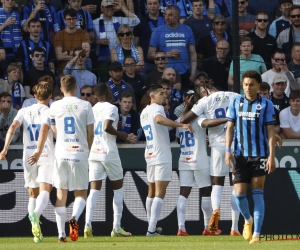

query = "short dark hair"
[0,92,12,100]
[124,55,136,64]
[158,78,172,87]
[289,90,300,100]
[291,42,300,52]
[120,92,132,100]
[191,0,204,4]
[64,8,77,19]
[240,36,253,45]
[271,50,285,58]
[147,84,163,96]
[28,18,41,27]
[165,5,181,17]
[31,47,45,57]
[80,85,93,92]
[259,82,270,92]
[94,82,110,98]
[242,70,262,84]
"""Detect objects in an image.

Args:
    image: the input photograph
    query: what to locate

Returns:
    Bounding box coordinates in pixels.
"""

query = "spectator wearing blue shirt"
[57,0,94,41]
[225,70,276,244]
[148,5,197,88]
[63,47,97,98]
[0,0,22,74]
[15,18,55,74]
[21,0,60,44]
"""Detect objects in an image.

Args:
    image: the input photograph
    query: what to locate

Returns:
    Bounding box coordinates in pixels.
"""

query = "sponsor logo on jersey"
[92,148,107,154]
[26,145,48,150]
[62,105,78,110]
[141,113,148,120]
[238,111,260,120]
[146,152,156,158]
[147,145,153,149]
[165,33,185,38]
[215,96,230,102]
[94,110,103,116]
[181,151,194,155]
[61,158,80,162]
[66,145,84,152]
[180,157,196,163]
[64,138,79,142]
[28,111,41,117]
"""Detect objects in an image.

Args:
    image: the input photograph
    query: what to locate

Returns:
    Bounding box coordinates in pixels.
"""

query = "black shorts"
[232,156,268,184]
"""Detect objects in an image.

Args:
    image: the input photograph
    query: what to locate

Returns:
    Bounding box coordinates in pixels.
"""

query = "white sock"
[148,197,163,233]
[146,197,154,223]
[202,196,212,230]
[253,232,260,238]
[72,197,86,221]
[177,195,186,231]
[85,189,100,228]
[28,198,36,214]
[113,187,124,231]
[34,191,49,216]
[231,186,240,231]
[211,185,223,211]
[55,207,66,238]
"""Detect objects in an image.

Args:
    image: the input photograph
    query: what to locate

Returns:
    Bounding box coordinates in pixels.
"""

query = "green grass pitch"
[0,236,299,250]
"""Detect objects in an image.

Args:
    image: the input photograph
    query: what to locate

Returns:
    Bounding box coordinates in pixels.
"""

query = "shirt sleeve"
[87,103,95,125]
[197,113,207,128]
[50,6,60,32]
[13,108,24,124]
[153,104,165,119]
[86,11,94,32]
[191,98,205,116]
[41,108,50,126]
[149,28,159,47]
[279,108,290,128]
[49,104,56,125]
[265,99,276,125]
[104,105,118,122]
[20,5,29,26]
[268,20,276,38]
[119,15,140,27]
[226,97,237,122]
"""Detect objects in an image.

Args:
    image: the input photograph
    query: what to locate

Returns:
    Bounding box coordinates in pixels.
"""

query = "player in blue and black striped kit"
[225,70,276,244]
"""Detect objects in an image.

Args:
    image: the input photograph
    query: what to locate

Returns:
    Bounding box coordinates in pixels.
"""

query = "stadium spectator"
[177,0,215,23]
[117,92,139,142]
[5,64,25,110]
[81,0,101,20]
[269,74,290,113]
[262,50,298,96]
[228,36,267,93]
[248,12,277,70]
[80,85,93,104]
[106,61,136,110]
[247,0,279,24]
[196,15,230,65]
[148,5,197,88]
[140,84,193,236]
[54,8,91,76]
[57,0,94,40]
[200,39,231,91]
[53,91,64,101]
[226,0,256,36]
[0,0,22,74]
[159,78,180,116]
[277,5,300,62]
[162,67,182,102]
[288,42,300,80]
[0,38,5,77]
[174,90,194,118]
[0,78,9,93]
[133,0,165,74]
[147,50,181,86]
[269,0,292,39]
[93,0,140,83]
[280,90,300,138]
[183,0,213,47]
[226,70,276,244]
[63,47,97,98]
[111,24,144,72]
[0,92,20,147]
[122,56,148,108]
[21,0,60,44]
[15,18,55,73]
[23,47,56,99]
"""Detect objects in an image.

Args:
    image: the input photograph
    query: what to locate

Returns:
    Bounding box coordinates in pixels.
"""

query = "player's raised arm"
[0,120,20,159]
[155,114,194,133]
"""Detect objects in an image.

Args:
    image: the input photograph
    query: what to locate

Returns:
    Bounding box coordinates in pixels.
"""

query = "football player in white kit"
[0,82,54,243]
[84,84,136,238]
[140,84,193,236]
[30,75,94,242]
[181,82,241,236]
[176,91,228,236]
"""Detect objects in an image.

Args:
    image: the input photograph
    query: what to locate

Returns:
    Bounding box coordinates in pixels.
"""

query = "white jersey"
[176,116,209,170]
[140,103,171,165]
[14,103,54,165]
[192,91,239,148]
[89,102,120,161]
[49,97,94,160]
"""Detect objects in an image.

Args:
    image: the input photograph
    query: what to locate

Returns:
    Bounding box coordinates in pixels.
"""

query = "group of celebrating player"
[0,69,276,245]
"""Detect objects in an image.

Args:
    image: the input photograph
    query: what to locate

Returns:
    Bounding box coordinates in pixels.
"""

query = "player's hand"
[266,157,276,174]
[182,124,194,133]
[225,152,235,168]
[0,151,7,160]
[275,133,282,148]
[170,49,180,59]
[184,95,194,108]
[127,133,137,144]
[27,151,42,166]
[4,17,16,27]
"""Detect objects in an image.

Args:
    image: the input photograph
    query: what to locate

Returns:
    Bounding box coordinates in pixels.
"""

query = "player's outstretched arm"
[27,124,50,166]
[266,124,276,174]
[200,118,227,128]
[0,120,20,160]
[155,114,194,133]
[225,121,235,168]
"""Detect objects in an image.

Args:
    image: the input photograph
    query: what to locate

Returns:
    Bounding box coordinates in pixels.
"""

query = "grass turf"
[0,236,299,250]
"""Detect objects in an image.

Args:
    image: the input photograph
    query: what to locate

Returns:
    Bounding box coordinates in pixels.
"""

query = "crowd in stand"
[0,0,300,149]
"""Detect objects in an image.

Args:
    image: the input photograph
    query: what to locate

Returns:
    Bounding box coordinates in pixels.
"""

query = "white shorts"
[24,163,53,188]
[179,169,211,188]
[210,147,230,177]
[89,160,123,181]
[147,163,172,183]
[54,159,88,191]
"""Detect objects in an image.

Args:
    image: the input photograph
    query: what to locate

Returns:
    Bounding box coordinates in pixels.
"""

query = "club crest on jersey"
[256,104,262,110]
[28,111,41,117]
[62,105,78,110]
[141,113,149,120]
